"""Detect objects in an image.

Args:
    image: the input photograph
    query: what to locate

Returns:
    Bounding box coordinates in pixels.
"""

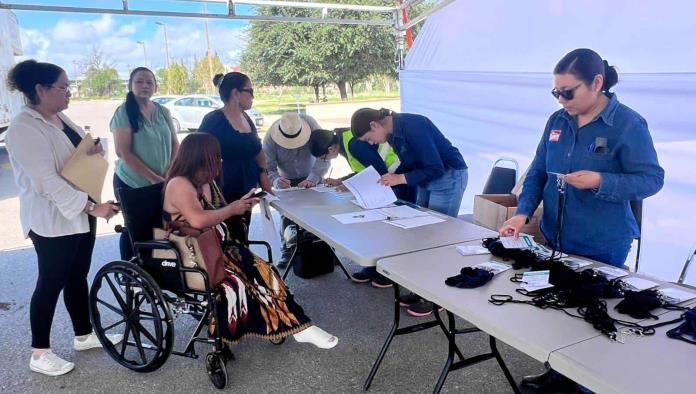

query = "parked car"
[163,94,264,133]
[151,95,179,105]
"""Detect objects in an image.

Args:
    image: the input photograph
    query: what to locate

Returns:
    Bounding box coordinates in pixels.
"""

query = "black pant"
[28,216,97,349]
[113,174,134,261]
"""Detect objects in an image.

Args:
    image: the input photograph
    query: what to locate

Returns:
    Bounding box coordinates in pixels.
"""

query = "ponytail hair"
[351,108,391,138]
[309,129,339,157]
[7,59,64,105]
[213,72,251,103]
[554,48,618,94]
[125,66,156,133]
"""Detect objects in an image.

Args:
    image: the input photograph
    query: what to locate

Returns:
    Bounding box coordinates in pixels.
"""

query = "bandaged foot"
[293,325,338,349]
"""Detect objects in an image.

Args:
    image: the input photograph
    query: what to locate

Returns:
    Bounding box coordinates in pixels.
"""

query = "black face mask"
[482,237,541,269]
[667,307,696,345]
[445,267,494,289]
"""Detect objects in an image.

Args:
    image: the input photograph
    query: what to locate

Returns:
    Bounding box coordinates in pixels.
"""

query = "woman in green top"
[111,67,179,260]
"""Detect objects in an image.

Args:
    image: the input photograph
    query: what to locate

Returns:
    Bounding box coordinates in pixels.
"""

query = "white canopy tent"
[401,0,696,281]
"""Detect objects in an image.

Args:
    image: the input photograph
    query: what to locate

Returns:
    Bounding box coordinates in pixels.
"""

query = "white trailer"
[0,9,24,142]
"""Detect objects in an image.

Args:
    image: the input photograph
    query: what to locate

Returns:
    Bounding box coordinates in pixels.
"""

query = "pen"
[325,167,333,185]
[352,214,365,218]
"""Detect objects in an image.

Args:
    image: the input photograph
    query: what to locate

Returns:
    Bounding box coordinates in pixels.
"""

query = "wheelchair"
[88,183,283,389]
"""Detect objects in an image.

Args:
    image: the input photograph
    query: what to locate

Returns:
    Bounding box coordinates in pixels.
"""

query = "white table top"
[549,308,696,394]
[270,189,497,267]
[376,241,696,363]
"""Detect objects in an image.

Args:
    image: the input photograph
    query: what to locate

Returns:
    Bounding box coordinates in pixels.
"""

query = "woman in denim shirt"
[499,48,664,392]
[351,108,468,218]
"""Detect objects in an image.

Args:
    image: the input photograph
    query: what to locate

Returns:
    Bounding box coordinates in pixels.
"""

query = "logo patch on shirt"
[549,129,562,142]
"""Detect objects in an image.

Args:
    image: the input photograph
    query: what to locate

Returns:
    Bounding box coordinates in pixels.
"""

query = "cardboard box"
[473,167,546,243]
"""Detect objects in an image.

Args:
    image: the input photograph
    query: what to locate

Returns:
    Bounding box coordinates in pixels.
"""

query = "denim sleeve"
[515,119,551,218]
[348,139,389,175]
[595,117,664,202]
[403,118,445,186]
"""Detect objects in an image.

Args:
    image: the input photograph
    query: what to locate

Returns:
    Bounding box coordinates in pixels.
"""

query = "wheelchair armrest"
[133,240,178,252]
[247,240,273,264]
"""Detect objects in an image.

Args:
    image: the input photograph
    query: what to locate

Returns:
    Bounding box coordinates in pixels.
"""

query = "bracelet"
[85,201,96,213]
[259,167,269,174]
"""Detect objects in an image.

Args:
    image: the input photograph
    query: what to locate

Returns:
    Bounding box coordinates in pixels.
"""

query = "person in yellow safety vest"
[309,127,416,203]
[309,127,417,289]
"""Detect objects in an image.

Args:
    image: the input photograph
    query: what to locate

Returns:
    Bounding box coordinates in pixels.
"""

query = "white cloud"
[19,15,247,79]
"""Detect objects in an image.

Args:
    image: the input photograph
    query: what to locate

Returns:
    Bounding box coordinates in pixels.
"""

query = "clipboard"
[60,133,108,203]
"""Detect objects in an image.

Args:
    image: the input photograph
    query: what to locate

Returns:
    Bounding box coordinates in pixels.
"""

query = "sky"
[12,0,255,78]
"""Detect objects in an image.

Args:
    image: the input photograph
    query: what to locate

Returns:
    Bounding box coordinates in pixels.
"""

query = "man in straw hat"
[263,113,329,267]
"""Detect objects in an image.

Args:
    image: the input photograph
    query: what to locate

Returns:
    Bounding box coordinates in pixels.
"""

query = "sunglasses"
[551,83,582,100]
[239,88,254,97]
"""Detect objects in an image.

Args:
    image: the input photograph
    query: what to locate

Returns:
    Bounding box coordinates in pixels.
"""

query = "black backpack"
[292,233,336,279]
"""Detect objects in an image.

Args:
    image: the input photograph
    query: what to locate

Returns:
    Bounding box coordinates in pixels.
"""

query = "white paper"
[311,185,339,193]
[500,234,535,249]
[456,245,490,256]
[522,270,550,286]
[342,166,397,209]
[562,257,593,270]
[351,199,395,209]
[475,261,511,275]
[659,287,696,304]
[521,283,555,292]
[383,215,445,229]
[621,277,659,291]
[273,186,302,192]
[595,266,629,280]
[259,199,281,253]
[263,193,279,203]
[532,244,568,259]
[377,205,428,219]
[332,210,387,224]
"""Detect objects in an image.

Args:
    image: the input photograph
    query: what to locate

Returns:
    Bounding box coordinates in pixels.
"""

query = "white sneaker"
[74,332,124,351]
[29,351,75,377]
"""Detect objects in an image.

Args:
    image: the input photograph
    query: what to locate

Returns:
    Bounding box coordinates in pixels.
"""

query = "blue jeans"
[416,168,468,218]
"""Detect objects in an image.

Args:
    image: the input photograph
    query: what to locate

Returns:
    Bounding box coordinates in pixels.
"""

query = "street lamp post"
[136,40,148,68]
[155,22,171,93]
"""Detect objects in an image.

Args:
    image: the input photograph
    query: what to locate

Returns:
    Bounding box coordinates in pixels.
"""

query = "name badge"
[549,129,562,142]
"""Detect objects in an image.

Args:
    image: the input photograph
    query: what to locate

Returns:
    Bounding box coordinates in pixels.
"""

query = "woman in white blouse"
[5,60,121,376]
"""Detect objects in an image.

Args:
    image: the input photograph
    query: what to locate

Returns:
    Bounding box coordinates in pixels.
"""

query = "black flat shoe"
[520,368,579,393]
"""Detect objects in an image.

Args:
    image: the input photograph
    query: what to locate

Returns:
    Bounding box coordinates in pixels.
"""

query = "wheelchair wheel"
[269,337,286,345]
[90,261,174,372]
[206,352,228,389]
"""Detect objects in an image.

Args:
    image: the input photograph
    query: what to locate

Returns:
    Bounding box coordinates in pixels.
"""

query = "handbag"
[153,222,226,292]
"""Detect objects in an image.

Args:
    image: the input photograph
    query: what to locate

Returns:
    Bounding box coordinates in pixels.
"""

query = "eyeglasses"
[551,84,582,100]
[239,88,254,97]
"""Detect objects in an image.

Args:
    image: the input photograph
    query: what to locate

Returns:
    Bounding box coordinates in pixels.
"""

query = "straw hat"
[269,113,311,149]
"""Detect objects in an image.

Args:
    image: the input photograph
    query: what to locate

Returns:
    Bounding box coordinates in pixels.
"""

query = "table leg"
[363,285,402,391]
[281,228,303,281]
[489,336,521,394]
[432,311,457,394]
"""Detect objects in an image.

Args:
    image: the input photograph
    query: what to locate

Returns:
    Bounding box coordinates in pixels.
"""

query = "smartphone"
[252,190,267,198]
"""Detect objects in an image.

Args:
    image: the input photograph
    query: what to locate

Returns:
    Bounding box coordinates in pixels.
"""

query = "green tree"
[156,62,190,94]
[192,53,226,94]
[241,1,395,101]
[79,46,124,98]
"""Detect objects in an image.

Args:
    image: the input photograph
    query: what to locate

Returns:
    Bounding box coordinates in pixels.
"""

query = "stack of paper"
[621,277,659,291]
[595,266,629,280]
[520,270,554,292]
[500,234,535,249]
[475,261,511,275]
[562,257,593,270]
[383,215,444,229]
[343,166,397,209]
[332,210,387,224]
[456,245,490,256]
[60,133,108,203]
[311,185,343,194]
[659,287,696,304]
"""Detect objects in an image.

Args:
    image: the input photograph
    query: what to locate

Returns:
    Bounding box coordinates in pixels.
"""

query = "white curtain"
[401,0,696,281]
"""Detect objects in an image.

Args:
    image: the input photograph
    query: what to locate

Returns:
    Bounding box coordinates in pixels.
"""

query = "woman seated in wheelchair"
[163,133,338,349]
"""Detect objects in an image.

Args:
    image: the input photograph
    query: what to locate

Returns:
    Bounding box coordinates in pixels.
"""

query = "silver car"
[164,95,264,133]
